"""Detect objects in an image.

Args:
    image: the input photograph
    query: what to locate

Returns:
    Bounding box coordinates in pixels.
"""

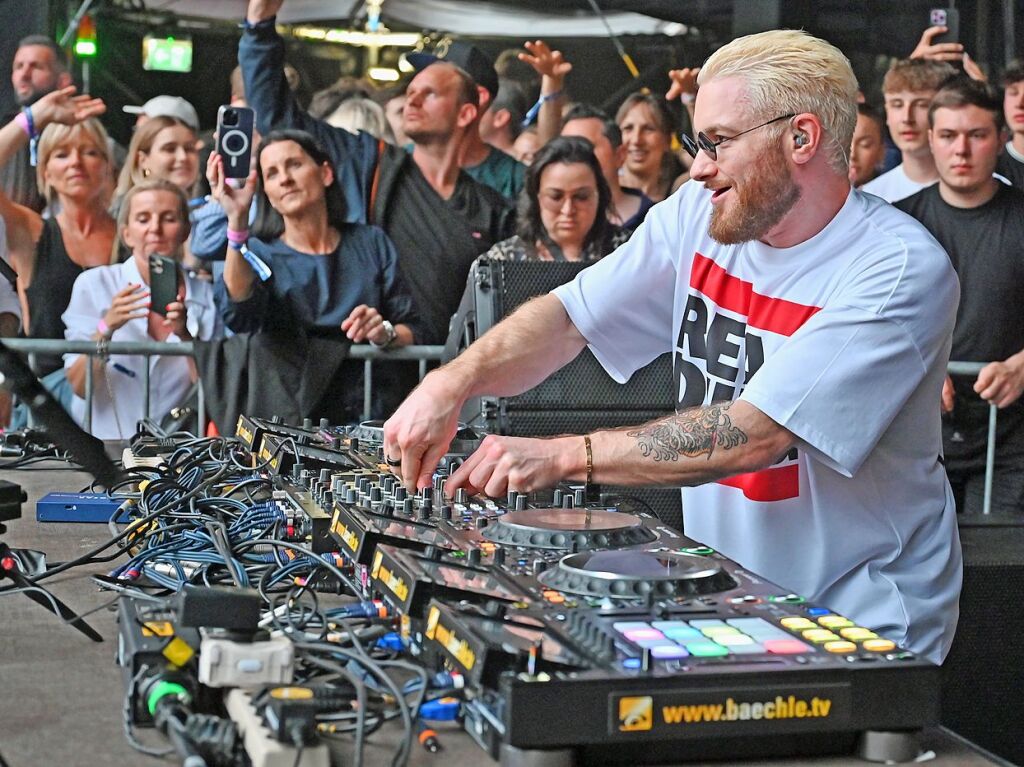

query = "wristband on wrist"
[521,90,565,128]
[14,112,30,136]
[680,92,696,105]
[21,107,38,166]
[226,227,249,248]
[97,318,112,339]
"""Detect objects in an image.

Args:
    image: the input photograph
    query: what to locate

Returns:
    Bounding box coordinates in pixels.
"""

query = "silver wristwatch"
[371,319,398,349]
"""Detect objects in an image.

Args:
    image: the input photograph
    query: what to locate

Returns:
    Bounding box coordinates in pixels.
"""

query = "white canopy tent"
[153,0,686,37]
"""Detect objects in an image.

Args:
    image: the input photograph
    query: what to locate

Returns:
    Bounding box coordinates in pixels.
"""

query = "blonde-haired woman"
[63,179,220,439]
[0,86,113,403]
[115,114,200,264]
[116,114,200,199]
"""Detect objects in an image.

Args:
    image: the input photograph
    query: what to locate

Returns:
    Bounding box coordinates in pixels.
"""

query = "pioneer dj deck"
[244,419,939,765]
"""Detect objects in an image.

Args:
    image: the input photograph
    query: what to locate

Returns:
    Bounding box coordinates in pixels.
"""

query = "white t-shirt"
[62,257,222,439]
[553,183,962,664]
[861,163,933,203]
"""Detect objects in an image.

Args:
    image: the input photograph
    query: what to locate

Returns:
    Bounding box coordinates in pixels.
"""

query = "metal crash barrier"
[0,341,1003,513]
[0,338,444,434]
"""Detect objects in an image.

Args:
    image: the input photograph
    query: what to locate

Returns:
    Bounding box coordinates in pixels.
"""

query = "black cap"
[407,40,499,101]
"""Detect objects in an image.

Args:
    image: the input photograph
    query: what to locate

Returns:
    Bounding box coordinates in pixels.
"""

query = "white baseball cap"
[123,95,200,132]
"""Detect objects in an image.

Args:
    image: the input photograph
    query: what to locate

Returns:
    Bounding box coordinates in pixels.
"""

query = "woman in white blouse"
[62,179,221,438]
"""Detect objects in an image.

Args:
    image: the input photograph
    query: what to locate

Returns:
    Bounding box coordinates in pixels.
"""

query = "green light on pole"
[74,15,98,58]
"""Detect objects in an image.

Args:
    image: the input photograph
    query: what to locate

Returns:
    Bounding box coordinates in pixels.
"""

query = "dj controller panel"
[240,415,939,765]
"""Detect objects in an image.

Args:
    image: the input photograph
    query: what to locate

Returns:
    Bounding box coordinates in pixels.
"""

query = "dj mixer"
[242,418,939,765]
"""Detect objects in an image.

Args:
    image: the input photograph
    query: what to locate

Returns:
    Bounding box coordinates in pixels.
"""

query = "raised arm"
[207,153,259,303]
[519,40,572,147]
[0,86,106,293]
[241,0,380,223]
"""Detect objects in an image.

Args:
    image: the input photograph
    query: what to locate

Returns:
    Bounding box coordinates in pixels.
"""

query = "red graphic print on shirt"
[675,253,821,501]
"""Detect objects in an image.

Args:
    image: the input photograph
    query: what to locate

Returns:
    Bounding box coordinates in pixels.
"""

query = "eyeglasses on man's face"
[681,113,796,161]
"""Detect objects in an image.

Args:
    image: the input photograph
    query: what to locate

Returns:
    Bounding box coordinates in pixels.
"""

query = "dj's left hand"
[447,434,583,497]
[974,357,1024,408]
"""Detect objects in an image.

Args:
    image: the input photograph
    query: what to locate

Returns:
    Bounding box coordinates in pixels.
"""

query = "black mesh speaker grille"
[491,409,670,437]
[464,261,683,531]
[941,518,1024,766]
[492,260,675,411]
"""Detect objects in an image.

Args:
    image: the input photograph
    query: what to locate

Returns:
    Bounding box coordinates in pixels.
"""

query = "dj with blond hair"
[384,29,962,664]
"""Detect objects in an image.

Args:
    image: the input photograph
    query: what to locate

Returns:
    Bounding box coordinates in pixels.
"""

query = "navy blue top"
[215,224,420,341]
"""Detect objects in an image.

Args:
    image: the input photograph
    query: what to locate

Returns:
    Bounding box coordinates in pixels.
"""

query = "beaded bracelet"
[583,434,593,487]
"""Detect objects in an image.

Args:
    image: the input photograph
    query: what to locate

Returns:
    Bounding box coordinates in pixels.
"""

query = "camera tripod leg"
[0,543,103,642]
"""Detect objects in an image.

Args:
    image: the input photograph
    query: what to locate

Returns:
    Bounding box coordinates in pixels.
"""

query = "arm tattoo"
[627,404,748,462]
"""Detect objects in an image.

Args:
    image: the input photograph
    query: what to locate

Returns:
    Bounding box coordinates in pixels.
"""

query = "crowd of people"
[0,3,1022,527]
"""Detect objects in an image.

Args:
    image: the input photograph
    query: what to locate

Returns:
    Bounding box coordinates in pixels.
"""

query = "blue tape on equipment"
[36,492,130,523]
[419,698,461,721]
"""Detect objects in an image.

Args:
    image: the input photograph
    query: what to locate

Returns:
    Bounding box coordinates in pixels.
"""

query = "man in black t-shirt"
[897,78,1024,515]
[241,0,514,347]
[997,61,1024,188]
[241,0,513,420]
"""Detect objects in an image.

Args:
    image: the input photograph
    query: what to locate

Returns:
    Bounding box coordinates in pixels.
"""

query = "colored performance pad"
[650,645,690,659]
[686,641,729,657]
[817,615,854,629]
[862,639,896,652]
[824,641,858,654]
[840,627,878,641]
[763,639,812,654]
[781,617,816,630]
[802,629,841,643]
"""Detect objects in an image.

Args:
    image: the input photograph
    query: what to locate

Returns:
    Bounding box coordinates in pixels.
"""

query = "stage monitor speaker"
[447,258,682,530]
[941,516,1024,766]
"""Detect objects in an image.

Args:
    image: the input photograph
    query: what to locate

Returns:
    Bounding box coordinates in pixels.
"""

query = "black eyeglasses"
[681,113,796,161]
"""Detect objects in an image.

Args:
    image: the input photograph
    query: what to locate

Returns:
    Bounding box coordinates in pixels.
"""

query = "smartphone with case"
[148,254,179,318]
[929,8,960,45]
[215,105,256,179]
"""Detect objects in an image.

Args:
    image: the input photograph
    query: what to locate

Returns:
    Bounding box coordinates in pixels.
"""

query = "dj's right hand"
[383,371,468,493]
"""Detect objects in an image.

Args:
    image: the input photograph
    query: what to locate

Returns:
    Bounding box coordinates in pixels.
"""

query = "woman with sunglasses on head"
[0,86,113,409]
[208,128,419,423]
[616,92,687,203]
[486,136,626,263]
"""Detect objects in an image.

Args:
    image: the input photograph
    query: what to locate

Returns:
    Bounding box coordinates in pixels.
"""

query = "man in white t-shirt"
[862,58,954,202]
[383,30,962,664]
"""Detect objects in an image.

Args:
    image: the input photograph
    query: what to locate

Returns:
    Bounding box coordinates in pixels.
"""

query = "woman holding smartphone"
[208,128,419,423]
[63,180,221,438]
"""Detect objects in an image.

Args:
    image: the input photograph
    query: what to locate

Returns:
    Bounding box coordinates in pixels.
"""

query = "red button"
[764,639,812,654]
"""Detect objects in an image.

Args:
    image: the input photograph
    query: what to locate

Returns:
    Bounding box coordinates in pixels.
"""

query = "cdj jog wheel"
[481,509,658,550]
[537,549,737,598]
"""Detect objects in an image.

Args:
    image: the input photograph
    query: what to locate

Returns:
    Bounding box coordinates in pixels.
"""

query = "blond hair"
[35,118,113,204]
[115,115,198,198]
[697,29,858,174]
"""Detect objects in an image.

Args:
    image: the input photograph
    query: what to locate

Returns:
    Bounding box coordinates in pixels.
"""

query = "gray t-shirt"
[553,184,962,663]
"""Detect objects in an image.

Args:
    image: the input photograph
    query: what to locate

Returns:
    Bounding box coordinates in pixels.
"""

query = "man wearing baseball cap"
[123,95,200,132]
[408,41,525,200]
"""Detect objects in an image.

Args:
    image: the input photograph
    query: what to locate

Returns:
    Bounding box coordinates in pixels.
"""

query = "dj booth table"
[0,464,1009,767]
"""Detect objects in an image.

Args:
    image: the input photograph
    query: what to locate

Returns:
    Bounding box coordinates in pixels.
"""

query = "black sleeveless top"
[25,218,83,376]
